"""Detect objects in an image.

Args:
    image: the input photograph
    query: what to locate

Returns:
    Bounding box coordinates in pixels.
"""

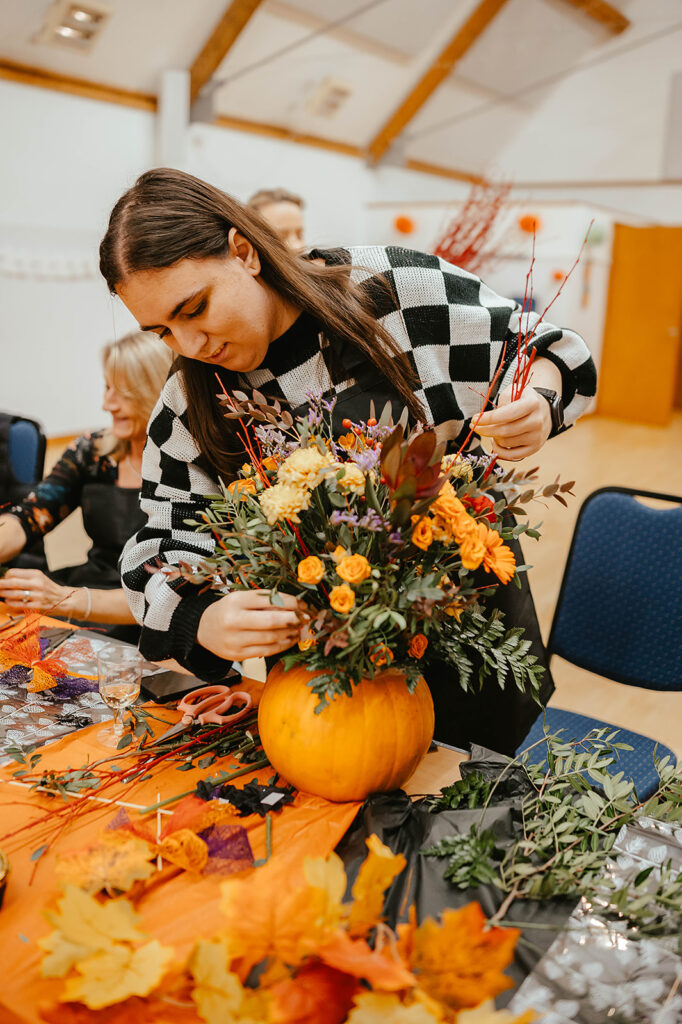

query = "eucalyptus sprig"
[424,727,682,948]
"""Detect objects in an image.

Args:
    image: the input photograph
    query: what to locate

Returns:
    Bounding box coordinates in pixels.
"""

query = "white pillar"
[155,70,190,169]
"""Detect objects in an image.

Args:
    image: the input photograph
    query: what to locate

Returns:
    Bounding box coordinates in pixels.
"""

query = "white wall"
[0,81,374,436]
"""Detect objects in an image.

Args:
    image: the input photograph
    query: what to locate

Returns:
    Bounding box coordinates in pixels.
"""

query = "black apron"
[303,350,553,755]
[50,482,146,643]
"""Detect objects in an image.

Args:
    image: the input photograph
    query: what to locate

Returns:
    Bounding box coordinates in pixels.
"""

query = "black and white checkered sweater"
[121,246,596,677]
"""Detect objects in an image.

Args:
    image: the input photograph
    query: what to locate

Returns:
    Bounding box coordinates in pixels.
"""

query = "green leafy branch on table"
[424,727,682,950]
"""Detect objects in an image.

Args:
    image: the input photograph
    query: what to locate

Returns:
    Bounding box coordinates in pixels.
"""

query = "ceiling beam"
[367,0,510,164]
[554,0,630,35]
[0,58,156,111]
[189,0,264,106]
[405,158,485,185]
[215,114,363,158]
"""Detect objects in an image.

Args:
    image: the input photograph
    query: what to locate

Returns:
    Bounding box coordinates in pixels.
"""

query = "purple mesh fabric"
[198,823,254,874]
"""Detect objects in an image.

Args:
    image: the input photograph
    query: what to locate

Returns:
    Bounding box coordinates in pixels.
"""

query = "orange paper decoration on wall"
[394,214,416,235]
[518,213,542,234]
[551,269,566,282]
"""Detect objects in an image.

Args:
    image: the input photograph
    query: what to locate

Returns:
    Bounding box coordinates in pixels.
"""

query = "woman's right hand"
[196,590,307,662]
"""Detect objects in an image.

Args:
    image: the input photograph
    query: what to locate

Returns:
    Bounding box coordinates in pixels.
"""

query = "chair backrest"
[0,412,46,503]
[547,486,682,691]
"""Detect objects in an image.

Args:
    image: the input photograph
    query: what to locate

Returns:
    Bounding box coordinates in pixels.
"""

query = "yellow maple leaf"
[40,932,92,979]
[220,852,347,973]
[39,885,174,1009]
[346,834,406,937]
[55,834,156,895]
[346,991,442,1022]
[41,885,144,958]
[410,903,519,1012]
[458,1000,536,1023]
[190,938,268,1024]
[61,940,174,1009]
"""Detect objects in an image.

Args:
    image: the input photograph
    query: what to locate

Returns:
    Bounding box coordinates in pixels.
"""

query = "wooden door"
[597,224,682,425]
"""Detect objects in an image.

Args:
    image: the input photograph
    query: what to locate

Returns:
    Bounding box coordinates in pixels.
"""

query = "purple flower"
[389,531,402,543]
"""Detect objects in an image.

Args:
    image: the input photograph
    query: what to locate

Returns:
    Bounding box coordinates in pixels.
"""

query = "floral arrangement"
[177,389,573,707]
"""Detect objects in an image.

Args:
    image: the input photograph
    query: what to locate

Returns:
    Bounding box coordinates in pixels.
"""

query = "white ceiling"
[1,0,681,183]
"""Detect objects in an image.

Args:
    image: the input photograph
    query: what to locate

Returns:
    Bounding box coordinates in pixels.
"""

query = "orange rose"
[457,519,486,570]
[481,526,516,584]
[431,481,467,521]
[262,456,278,472]
[408,633,428,659]
[336,554,371,584]
[329,583,355,614]
[369,643,394,667]
[411,516,433,551]
[297,556,325,585]
[332,545,348,564]
[226,478,257,501]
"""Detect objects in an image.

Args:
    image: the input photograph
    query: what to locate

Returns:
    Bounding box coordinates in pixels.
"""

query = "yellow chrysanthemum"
[278,447,336,490]
[441,453,474,482]
[258,483,311,525]
[331,462,366,495]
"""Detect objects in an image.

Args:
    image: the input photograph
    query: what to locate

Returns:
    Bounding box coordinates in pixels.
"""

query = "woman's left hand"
[473,385,552,461]
[0,569,70,613]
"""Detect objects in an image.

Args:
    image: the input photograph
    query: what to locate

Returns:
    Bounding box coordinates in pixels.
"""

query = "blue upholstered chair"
[517,487,682,798]
[0,413,47,570]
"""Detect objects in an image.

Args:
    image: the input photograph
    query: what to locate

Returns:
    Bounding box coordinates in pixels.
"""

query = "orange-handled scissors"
[149,684,253,746]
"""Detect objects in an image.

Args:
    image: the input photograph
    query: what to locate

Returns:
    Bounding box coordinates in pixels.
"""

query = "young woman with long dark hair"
[100,168,596,752]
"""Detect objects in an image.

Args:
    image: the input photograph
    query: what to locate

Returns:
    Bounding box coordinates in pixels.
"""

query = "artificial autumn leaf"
[55,834,156,895]
[347,834,406,937]
[160,829,209,873]
[61,940,174,1009]
[220,852,346,974]
[345,991,441,1023]
[190,938,266,1024]
[410,903,519,1012]
[268,962,358,1024]
[317,931,415,992]
[458,1000,536,1023]
[40,886,145,976]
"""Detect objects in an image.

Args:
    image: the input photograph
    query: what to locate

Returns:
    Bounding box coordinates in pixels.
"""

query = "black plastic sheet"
[336,746,579,1003]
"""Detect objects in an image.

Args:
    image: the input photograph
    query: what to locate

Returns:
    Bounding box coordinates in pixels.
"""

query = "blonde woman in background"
[0,331,171,639]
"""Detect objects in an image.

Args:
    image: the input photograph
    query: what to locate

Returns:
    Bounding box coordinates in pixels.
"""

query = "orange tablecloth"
[0,696,361,1022]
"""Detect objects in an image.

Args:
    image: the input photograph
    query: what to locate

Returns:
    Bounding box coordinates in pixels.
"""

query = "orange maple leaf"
[268,962,359,1024]
[410,903,519,1011]
[219,852,346,975]
[347,835,406,938]
[317,931,415,992]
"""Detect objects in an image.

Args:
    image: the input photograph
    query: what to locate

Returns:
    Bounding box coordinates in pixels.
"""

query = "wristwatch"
[533,387,565,436]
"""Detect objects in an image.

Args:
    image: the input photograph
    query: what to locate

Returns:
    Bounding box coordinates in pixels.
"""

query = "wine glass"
[96,644,142,748]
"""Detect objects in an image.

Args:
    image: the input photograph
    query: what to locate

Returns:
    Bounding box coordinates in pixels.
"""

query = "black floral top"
[9,431,118,542]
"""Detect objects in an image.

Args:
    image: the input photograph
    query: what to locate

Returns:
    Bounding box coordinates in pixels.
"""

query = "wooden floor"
[44,413,682,758]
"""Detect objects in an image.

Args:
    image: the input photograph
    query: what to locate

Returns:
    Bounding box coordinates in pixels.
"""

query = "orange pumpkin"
[258,662,435,802]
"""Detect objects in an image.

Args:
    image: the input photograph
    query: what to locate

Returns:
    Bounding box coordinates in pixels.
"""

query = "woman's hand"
[473,386,552,462]
[0,569,71,613]
[197,590,307,662]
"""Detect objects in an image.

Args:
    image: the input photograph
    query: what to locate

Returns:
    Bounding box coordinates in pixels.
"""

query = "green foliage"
[425,726,682,941]
[425,771,493,812]
[424,827,501,889]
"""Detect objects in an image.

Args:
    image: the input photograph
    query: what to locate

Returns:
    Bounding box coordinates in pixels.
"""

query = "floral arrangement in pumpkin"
[174,389,573,707]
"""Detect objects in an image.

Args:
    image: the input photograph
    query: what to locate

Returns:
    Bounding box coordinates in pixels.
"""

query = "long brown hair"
[99,168,423,478]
